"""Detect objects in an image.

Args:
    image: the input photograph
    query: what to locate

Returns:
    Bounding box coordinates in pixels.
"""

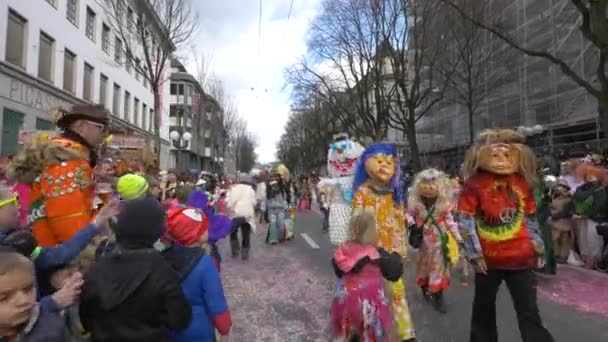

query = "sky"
[188,0,322,164]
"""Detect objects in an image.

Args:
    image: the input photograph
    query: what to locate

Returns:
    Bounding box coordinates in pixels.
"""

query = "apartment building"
[0,0,172,167]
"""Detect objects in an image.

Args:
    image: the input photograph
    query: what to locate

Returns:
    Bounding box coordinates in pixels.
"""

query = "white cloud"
[189,0,321,163]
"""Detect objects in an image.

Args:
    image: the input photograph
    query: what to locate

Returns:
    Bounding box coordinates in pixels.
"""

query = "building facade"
[0,0,172,166]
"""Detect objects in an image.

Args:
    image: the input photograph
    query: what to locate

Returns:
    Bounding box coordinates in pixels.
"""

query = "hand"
[572,214,582,220]
[473,258,487,275]
[536,257,545,269]
[95,198,120,229]
[51,272,84,309]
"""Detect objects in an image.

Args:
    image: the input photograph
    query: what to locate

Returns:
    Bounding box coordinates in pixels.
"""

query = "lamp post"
[170,130,192,171]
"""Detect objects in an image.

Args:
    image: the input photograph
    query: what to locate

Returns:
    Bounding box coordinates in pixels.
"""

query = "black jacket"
[332,247,403,282]
[79,250,192,342]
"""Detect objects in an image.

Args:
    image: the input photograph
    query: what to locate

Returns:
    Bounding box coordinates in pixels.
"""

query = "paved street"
[219,211,608,342]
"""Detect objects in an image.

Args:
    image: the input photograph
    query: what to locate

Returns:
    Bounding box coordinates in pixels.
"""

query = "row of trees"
[279,0,605,172]
[99,0,257,172]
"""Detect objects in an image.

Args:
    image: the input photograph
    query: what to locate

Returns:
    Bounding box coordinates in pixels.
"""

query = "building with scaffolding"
[415,0,602,169]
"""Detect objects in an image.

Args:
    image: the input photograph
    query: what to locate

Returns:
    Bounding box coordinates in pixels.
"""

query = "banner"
[108,134,147,149]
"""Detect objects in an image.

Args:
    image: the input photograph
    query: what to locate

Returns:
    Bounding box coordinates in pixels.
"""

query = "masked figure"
[318,133,364,245]
[456,129,553,342]
[351,143,415,341]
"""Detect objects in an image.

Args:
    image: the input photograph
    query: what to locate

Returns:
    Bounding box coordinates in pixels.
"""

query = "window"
[38,32,54,82]
[63,49,76,93]
[66,0,78,26]
[124,91,130,121]
[113,83,121,116]
[170,83,177,95]
[45,0,57,8]
[85,7,96,41]
[127,7,133,33]
[149,109,154,131]
[83,63,93,101]
[114,38,122,64]
[142,104,147,128]
[35,118,55,131]
[6,10,27,68]
[125,57,132,74]
[134,98,140,126]
[143,67,148,88]
[99,74,108,107]
[2,109,24,157]
[134,58,140,81]
[178,84,184,95]
[101,23,110,53]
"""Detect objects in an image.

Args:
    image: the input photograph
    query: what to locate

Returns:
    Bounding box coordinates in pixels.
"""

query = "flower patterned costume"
[352,143,415,340]
[318,133,364,245]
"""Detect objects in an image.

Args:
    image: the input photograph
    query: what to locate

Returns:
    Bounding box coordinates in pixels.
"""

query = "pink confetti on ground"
[537,265,608,318]
[218,226,331,341]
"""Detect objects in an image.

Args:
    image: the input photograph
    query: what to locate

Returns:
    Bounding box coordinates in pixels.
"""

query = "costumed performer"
[265,166,292,244]
[318,133,364,245]
[456,129,554,342]
[7,105,109,247]
[351,142,416,341]
[408,168,461,313]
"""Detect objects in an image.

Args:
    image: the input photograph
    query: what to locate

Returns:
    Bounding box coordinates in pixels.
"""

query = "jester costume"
[352,143,415,341]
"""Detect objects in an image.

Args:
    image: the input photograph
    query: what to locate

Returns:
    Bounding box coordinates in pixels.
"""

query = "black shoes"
[230,239,240,258]
[241,247,249,261]
[432,291,447,314]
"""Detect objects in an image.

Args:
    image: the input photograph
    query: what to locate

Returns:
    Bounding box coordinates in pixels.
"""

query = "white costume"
[318,134,364,245]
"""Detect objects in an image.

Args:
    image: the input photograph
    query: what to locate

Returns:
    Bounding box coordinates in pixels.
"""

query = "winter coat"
[573,181,608,222]
[163,245,231,342]
[0,304,64,342]
[332,243,404,281]
[79,250,191,342]
[550,194,574,232]
[227,184,256,221]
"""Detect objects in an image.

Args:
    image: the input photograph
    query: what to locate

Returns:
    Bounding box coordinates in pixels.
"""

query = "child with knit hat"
[116,174,150,200]
[161,206,232,341]
[79,198,191,342]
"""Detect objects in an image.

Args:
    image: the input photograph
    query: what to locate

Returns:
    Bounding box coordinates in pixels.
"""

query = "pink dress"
[330,242,394,341]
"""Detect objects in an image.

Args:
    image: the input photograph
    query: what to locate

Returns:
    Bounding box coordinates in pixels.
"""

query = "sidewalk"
[537,264,608,318]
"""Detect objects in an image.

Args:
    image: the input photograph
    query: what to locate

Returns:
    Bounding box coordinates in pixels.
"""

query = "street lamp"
[170,130,192,171]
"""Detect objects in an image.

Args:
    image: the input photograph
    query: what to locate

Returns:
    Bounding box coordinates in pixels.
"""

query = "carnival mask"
[364,153,395,184]
[328,139,364,177]
[418,177,439,199]
[478,143,520,175]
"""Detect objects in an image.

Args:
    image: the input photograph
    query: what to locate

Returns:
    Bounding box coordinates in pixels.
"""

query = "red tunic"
[457,172,536,269]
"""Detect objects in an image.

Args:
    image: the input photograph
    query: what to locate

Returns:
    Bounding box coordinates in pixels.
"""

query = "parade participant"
[457,129,554,342]
[161,206,232,341]
[255,171,268,223]
[572,163,607,269]
[7,105,109,247]
[408,168,461,313]
[116,174,150,201]
[79,198,192,342]
[330,211,403,341]
[352,142,415,341]
[318,133,364,245]
[550,178,575,263]
[226,174,257,260]
[266,167,293,244]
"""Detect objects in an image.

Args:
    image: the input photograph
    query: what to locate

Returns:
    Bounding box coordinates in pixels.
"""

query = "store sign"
[109,134,147,149]
[0,73,71,115]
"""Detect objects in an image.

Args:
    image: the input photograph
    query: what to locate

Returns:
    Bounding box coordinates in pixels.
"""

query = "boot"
[420,286,431,302]
[241,246,249,261]
[432,291,447,314]
[230,238,240,258]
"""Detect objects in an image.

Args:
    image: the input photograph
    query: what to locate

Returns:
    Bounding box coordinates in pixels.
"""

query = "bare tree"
[443,0,512,144]
[98,0,199,166]
[381,0,455,170]
[285,0,395,141]
[441,0,608,140]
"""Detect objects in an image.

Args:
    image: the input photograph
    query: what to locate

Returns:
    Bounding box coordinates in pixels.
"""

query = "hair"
[176,184,195,203]
[0,250,33,276]
[576,163,607,183]
[408,168,453,209]
[352,142,403,204]
[349,210,377,245]
[462,129,537,184]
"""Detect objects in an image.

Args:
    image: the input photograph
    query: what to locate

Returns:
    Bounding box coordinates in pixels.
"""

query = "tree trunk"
[153,87,162,169]
[468,103,475,144]
[598,93,608,152]
[405,115,421,172]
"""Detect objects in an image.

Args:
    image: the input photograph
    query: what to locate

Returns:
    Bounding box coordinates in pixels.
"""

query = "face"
[477,143,520,175]
[0,200,19,228]
[364,154,395,183]
[585,174,598,183]
[168,173,177,182]
[99,162,114,177]
[328,139,364,177]
[0,270,36,329]
[80,120,109,147]
[150,186,161,197]
[418,181,439,198]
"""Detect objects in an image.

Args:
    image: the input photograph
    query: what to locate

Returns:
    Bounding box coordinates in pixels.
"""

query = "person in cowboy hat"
[7,104,110,247]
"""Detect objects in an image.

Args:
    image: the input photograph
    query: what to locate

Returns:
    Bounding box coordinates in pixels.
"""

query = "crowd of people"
[0,103,606,342]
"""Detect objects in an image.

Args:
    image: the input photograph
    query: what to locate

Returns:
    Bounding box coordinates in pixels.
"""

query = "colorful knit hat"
[117,174,149,200]
[165,207,209,246]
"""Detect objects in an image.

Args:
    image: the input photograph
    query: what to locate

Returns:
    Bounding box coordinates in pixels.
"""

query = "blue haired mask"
[352,143,403,205]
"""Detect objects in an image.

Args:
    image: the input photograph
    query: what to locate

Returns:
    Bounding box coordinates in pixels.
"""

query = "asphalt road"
[220,210,608,342]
